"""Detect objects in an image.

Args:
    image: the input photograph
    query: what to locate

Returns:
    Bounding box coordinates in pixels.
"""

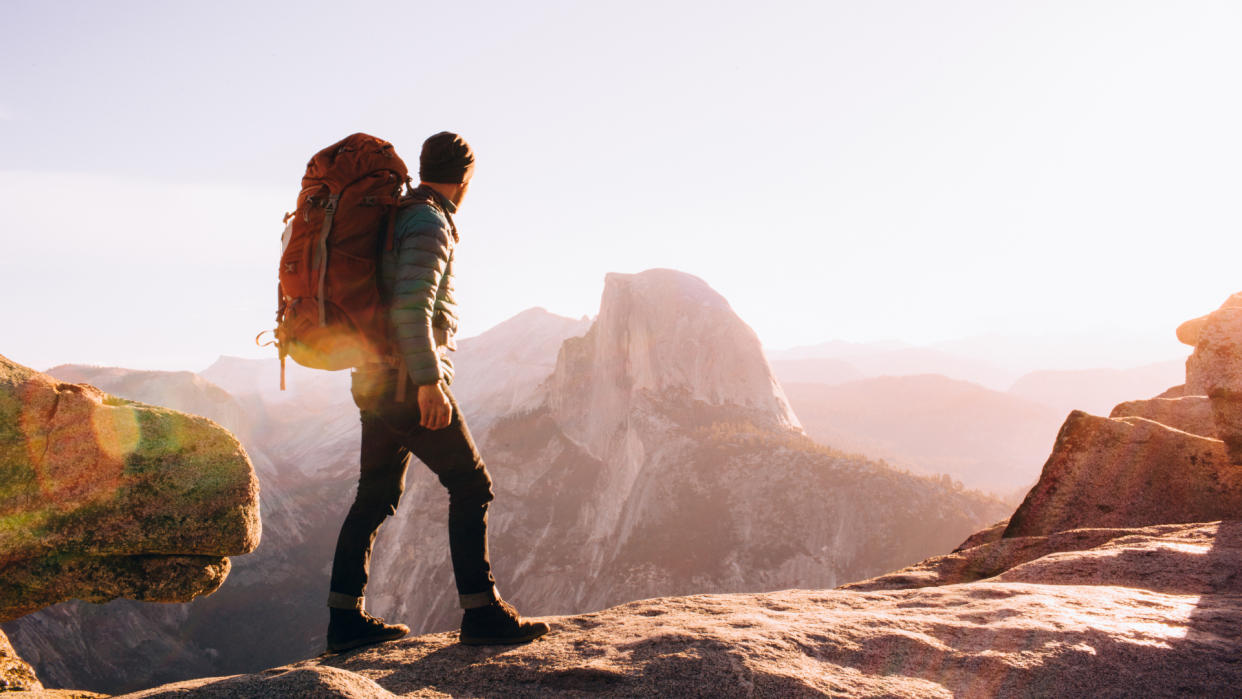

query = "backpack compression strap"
[314,194,341,326]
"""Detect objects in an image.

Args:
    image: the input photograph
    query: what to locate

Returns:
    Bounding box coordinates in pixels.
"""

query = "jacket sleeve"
[389,211,453,386]
[432,252,460,348]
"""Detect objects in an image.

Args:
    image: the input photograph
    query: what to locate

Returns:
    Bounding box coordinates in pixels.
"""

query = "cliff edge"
[121,521,1240,697]
[0,355,261,691]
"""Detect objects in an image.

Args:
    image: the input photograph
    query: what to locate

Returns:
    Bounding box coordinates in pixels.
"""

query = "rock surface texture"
[0,629,41,691]
[1184,292,1242,395]
[122,521,1242,698]
[1109,395,1215,437]
[0,355,260,622]
[1004,411,1241,537]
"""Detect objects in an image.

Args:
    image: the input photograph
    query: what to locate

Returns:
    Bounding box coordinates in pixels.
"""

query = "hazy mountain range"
[768,331,1186,391]
[767,342,1184,497]
[782,376,1062,496]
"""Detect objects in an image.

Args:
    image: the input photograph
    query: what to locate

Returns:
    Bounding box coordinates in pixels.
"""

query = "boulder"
[0,355,260,622]
[1179,293,1242,463]
[1109,395,1215,438]
[1004,411,1241,538]
[1176,314,1207,346]
[1185,292,1242,395]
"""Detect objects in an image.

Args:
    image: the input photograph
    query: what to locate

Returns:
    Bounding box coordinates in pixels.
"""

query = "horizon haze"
[3,1,1237,376]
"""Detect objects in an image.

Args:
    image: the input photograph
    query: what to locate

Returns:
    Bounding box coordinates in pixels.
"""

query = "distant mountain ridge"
[767,333,1187,393]
[445,306,592,434]
[771,355,1181,496]
[768,343,1016,391]
[45,364,248,437]
[783,374,1064,494]
[1008,361,1185,418]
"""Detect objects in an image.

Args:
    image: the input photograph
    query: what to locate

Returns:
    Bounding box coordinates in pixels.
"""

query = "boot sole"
[459,625,550,646]
[326,627,409,653]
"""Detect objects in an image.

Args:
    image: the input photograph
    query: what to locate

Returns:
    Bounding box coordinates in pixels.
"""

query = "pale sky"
[2,1,1239,373]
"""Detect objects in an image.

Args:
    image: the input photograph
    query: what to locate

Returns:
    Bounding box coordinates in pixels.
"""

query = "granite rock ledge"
[0,353,260,622]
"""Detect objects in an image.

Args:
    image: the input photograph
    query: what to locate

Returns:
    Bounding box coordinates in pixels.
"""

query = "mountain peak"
[602,268,733,312]
[547,269,799,454]
[457,306,590,352]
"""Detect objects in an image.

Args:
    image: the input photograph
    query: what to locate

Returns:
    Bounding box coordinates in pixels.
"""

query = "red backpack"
[267,133,409,388]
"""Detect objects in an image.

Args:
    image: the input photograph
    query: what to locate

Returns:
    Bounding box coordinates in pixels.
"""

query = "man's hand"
[417,382,452,430]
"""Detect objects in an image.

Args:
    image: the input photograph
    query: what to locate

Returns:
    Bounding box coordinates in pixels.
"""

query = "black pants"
[327,371,498,610]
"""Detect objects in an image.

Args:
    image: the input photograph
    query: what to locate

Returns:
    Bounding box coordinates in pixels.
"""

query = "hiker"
[324,132,550,652]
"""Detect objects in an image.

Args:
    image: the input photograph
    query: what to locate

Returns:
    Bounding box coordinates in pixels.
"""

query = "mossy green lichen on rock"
[0,553,232,622]
[0,354,261,624]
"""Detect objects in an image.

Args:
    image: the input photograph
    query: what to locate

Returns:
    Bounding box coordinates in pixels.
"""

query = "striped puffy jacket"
[381,187,460,386]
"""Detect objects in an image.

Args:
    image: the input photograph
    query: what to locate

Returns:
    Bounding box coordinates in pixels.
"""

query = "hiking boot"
[327,608,410,652]
[459,599,550,646]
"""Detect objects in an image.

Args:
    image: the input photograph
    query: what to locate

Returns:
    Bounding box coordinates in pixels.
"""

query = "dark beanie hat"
[419,131,475,183]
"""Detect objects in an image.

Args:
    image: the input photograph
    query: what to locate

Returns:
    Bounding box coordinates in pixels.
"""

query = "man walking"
[325,132,550,652]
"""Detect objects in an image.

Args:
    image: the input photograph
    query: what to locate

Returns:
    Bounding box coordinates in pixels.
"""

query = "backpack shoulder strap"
[389,188,458,248]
